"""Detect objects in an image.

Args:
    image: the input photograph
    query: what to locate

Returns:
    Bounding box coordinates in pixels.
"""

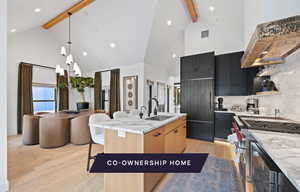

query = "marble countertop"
[215,110,275,117]
[248,130,300,191]
[90,112,187,135]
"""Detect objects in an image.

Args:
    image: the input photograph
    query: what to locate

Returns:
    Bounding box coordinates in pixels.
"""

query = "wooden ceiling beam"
[184,0,198,23]
[42,0,95,30]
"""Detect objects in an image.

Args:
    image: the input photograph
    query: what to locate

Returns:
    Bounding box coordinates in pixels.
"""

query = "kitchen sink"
[145,115,174,121]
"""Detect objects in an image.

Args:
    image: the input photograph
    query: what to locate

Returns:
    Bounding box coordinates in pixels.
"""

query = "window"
[32,84,56,113]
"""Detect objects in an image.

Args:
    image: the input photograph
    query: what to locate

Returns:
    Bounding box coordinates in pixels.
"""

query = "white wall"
[7,27,66,136]
[185,0,244,56]
[244,0,300,47]
[0,0,8,191]
[144,0,189,92]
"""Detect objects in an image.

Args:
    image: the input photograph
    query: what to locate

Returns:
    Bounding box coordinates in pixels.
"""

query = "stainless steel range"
[240,116,300,134]
[232,116,300,192]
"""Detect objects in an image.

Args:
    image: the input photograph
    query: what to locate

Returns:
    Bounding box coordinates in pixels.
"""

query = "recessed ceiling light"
[110,43,116,48]
[34,8,41,13]
[10,29,16,33]
[209,6,215,12]
[172,53,177,58]
[167,20,172,26]
[83,51,88,56]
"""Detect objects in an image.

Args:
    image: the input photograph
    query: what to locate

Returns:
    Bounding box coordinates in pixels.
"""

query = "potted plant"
[60,76,94,111]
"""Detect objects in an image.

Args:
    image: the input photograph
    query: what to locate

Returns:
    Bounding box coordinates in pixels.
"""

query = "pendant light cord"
[68,12,72,53]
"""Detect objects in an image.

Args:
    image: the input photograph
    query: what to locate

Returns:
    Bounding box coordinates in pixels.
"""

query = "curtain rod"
[20,62,55,70]
[97,68,119,73]
[32,64,55,70]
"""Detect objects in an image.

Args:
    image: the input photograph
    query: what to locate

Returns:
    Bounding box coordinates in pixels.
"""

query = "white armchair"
[87,113,111,171]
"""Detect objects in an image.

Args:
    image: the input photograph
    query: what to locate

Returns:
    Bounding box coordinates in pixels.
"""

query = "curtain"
[17,63,33,134]
[57,70,69,111]
[109,69,120,117]
[94,72,102,110]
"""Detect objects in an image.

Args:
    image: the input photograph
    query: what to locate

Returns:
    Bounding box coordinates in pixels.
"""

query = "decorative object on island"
[59,76,94,111]
[55,12,82,78]
[242,15,300,68]
[123,76,138,111]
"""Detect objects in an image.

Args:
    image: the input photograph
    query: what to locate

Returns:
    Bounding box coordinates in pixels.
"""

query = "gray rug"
[162,156,241,192]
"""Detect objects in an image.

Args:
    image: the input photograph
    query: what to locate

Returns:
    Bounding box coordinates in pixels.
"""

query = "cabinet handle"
[210,91,212,113]
[154,133,161,137]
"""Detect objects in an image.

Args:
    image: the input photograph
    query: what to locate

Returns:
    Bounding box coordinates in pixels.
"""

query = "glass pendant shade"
[55,65,61,73]
[66,54,73,65]
[74,66,82,77]
[60,46,67,56]
[73,62,79,71]
[59,68,65,76]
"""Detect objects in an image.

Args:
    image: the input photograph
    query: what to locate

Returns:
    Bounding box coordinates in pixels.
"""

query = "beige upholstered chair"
[70,115,90,145]
[39,117,70,148]
[22,115,40,145]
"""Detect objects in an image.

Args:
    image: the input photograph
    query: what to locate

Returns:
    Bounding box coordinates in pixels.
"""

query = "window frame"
[32,83,57,113]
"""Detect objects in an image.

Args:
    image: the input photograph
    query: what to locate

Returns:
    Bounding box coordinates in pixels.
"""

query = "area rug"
[161,156,241,192]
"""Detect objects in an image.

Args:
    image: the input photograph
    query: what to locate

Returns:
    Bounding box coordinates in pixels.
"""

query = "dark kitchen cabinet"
[214,112,234,139]
[215,52,258,96]
[181,52,215,142]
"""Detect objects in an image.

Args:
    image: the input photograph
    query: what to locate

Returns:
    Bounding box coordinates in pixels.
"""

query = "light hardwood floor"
[8,136,236,192]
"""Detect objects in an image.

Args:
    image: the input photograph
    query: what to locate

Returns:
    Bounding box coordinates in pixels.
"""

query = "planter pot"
[77,102,90,111]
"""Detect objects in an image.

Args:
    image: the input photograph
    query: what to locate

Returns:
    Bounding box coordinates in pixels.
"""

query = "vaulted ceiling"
[8,0,191,73]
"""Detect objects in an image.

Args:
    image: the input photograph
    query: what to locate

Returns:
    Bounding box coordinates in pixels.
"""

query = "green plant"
[60,76,94,102]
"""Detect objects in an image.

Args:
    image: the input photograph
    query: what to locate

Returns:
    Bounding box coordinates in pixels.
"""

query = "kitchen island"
[90,113,187,192]
[248,130,300,191]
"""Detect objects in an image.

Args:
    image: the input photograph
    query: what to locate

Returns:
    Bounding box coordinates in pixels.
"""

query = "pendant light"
[57,12,82,77]
[55,64,61,73]
[60,46,67,56]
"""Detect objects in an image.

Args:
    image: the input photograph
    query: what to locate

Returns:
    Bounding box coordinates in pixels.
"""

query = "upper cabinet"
[216,52,258,96]
[180,52,215,79]
[242,15,300,68]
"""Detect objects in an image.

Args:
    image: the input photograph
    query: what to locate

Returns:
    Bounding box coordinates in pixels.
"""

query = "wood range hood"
[241,15,300,68]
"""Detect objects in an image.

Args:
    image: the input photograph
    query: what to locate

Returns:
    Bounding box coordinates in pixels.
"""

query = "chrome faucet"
[148,98,159,117]
[275,108,280,119]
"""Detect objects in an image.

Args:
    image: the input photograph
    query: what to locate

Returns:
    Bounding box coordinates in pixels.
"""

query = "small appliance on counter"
[215,97,228,111]
[246,98,259,114]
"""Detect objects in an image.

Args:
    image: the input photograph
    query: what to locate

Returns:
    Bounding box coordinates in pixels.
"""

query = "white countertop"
[90,113,187,135]
[248,130,300,191]
[215,110,271,117]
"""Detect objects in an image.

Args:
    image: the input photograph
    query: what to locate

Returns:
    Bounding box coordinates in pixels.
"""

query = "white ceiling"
[8,0,189,73]
[8,0,78,33]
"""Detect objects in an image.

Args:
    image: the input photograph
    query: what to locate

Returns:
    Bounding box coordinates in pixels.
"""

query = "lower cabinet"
[214,112,234,139]
[144,126,165,192]
[144,116,187,192]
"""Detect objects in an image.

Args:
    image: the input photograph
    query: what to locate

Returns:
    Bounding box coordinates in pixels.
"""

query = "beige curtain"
[109,69,120,117]
[17,63,33,134]
[57,70,69,111]
[94,72,102,110]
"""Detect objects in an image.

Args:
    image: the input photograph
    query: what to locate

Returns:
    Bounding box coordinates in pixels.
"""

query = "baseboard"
[0,179,9,192]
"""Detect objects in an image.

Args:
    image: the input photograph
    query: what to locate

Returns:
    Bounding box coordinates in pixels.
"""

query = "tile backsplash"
[217,51,300,122]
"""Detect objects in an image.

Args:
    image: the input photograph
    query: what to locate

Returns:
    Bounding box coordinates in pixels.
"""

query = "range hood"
[241,15,300,68]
